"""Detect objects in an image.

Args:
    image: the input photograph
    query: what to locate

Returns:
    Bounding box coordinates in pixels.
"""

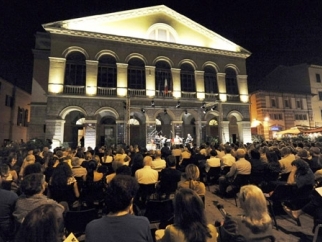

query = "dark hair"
[266,151,281,173]
[250,149,260,160]
[115,165,132,176]
[292,158,310,175]
[23,163,42,177]
[20,173,45,196]
[210,150,217,157]
[50,162,73,187]
[86,160,98,182]
[15,204,59,242]
[174,188,211,242]
[105,175,139,213]
[167,155,176,167]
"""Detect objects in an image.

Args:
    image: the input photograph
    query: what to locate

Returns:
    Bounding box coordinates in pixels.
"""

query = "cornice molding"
[45,27,250,58]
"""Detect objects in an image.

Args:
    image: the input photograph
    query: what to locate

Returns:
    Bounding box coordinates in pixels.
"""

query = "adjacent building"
[250,63,322,140]
[0,77,30,145]
[29,5,251,149]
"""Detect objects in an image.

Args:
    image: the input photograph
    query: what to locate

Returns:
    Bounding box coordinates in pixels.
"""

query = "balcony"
[181,91,196,99]
[63,85,85,95]
[227,94,240,102]
[97,87,117,96]
[205,93,219,100]
[128,88,146,97]
[155,90,173,98]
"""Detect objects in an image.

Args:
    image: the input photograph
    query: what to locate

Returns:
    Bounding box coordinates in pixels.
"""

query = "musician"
[175,135,183,144]
[185,134,193,144]
[154,134,161,149]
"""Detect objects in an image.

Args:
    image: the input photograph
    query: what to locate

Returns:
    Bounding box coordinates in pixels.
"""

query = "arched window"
[64,52,86,86]
[128,58,145,89]
[147,23,178,43]
[204,66,218,94]
[180,63,195,92]
[97,55,116,87]
[225,68,238,95]
[155,61,171,96]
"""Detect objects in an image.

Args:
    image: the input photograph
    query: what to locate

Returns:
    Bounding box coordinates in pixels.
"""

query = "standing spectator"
[85,175,153,242]
[161,143,171,160]
[0,175,18,241]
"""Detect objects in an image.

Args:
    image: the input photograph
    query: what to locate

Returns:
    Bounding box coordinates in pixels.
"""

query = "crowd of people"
[1,139,322,241]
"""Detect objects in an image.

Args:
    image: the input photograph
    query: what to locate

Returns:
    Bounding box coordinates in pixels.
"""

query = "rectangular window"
[319,92,322,101]
[295,114,307,120]
[296,100,302,109]
[5,95,13,107]
[284,99,289,108]
[271,99,276,107]
[317,74,321,83]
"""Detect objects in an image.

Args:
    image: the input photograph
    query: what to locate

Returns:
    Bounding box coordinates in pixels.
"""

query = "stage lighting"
[201,102,206,109]
[211,105,217,111]
[176,101,181,108]
[141,108,145,113]
[151,100,155,107]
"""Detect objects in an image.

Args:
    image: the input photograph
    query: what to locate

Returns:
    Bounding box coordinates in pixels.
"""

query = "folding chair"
[64,208,98,237]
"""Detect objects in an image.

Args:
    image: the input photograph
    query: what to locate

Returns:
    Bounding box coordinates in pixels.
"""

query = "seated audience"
[15,204,62,242]
[157,188,217,242]
[71,157,87,181]
[85,175,153,242]
[279,147,296,175]
[151,150,166,172]
[222,185,273,241]
[135,156,159,185]
[178,164,205,196]
[13,173,64,224]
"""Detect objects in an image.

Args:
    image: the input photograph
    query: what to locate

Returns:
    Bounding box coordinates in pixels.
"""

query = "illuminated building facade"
[0,77,30,144]
[29,5,251,149]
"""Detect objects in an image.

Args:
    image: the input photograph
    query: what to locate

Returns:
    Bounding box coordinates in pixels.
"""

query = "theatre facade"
[29,5,251,149]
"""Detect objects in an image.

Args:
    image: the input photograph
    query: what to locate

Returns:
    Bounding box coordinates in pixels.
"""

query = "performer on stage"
[185,134,193,145]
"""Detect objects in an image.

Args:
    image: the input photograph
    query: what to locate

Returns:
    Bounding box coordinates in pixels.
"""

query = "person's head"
[310,147,320,156]
[250,149,260,160]
[115,165,132,176]
[167,155,176,168]
[224,145,232,154]
[236,148,246,159]
[280,147,291,157]
[16,204,60,242]
[20,173,46,196]
[266,151,279,163]
[23,163,42,177]
[210,149,217,157]
[143,156,153,166]
[50,162,73,186]
[154,150,161,158]
[174,188,210,241]
[71,157,81,167]
[297,149,309,159]
[105,175,139,213]
[238,185,272,232]
[185,164,200,181]
[291,158,311,175]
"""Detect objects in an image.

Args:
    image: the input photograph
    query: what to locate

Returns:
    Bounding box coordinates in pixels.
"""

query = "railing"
[128,89,146,97]
[205,93,219,100]
[97,87,117,96]
[155,90,173,98]
[64,85,85,95]
[227,94,240,102]
[181,91,196,99]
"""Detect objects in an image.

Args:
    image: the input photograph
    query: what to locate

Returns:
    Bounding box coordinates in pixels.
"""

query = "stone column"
[237,75,249,103]
[45,119,65,149]
[145,66,156,97]
[83,119,97,149]
[86,60,98,95]
[195,70,205,99]
[221,121,229,143]
[241,121,252,143]
[116,63,128,97]
[48,57,66,94]
[217,73,227,102]
[171,68,181,98]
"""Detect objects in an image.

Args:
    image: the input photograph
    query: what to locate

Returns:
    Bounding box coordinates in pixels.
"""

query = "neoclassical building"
[29,5,251,149]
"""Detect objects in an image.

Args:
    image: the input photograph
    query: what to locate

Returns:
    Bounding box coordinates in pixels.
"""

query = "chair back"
[232,174,250,187]
[144,199,174,224]
[207,167,221,183]
[221,166,231,175]
[64,208,98,236]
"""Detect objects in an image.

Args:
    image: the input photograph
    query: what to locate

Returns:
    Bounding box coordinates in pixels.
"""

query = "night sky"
[1,0,322,93]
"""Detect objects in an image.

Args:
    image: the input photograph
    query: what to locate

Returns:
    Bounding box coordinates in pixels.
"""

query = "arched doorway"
[129,111,146,147]
[64,111,85,148]
[182,112,195,142]
[229,116,239,144]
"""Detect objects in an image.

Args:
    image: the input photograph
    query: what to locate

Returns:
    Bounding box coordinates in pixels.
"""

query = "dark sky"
[1,0,322,93]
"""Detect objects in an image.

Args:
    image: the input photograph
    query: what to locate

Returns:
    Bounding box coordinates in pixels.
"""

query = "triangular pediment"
[43,5,250,54]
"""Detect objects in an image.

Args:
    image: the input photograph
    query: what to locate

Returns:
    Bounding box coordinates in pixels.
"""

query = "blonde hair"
[238,185,272,232]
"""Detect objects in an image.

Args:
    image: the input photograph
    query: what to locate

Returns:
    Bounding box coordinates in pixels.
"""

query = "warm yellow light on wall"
[240,95,249,103]
[172,91,181,98]
[117,87,127,97]
[86,86,97,95]
[219,94,227,102]
[48,83,63,94]
[197,92,205,99]
[146,90,155,97]
[251,119,261,127]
